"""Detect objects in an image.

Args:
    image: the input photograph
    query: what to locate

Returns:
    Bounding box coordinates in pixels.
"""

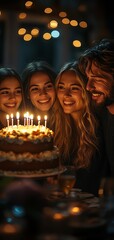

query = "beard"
[91,85,114,108]
[91,95,114,116]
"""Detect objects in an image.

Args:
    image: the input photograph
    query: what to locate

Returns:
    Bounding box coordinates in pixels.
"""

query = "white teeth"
[39,99,49,103]
[64,101,73,105]
[5,104,16,107]
[92,93,100,97]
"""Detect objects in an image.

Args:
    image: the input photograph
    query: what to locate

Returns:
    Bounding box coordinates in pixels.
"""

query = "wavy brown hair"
[54,62,99,169]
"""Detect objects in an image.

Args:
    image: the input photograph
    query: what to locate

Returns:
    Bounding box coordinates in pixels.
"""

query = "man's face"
[85,61,114,107]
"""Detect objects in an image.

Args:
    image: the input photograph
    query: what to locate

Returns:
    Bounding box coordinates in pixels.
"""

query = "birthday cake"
[0,125,60,176]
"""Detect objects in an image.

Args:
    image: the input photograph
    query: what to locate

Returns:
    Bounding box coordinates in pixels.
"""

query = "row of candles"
[6,112,48,128]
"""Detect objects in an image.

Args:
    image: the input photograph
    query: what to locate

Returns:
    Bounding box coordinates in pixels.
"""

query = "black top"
[75,133,106,196]
[63,125,107,196]
[100,108,114,177]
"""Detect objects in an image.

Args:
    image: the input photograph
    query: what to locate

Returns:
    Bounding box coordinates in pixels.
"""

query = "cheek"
[0,96,8,102]
[57,91,62,100]
[29,93,36,101]
[76,95,85,106]
[18,95,23,102]
[51,91,56,102]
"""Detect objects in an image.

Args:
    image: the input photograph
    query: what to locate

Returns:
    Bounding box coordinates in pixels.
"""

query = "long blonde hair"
[54,62,99,169]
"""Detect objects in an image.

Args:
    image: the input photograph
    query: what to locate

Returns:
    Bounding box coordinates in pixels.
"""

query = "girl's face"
[0,77,22,115]
[29,72,56,112]
[57,70,85,119]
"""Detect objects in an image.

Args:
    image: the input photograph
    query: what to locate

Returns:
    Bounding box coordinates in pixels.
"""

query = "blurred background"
[0,0,113,74]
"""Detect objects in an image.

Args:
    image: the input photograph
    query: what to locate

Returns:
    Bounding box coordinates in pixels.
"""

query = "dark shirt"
[63,126,106,196]
[100,108,114,176]
[75,145,106,196]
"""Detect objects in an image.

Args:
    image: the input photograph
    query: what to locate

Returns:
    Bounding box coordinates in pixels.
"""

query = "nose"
[64,88,71,96]
[39,88,47,95]
[86,80,94,91]
[9,92,16,99]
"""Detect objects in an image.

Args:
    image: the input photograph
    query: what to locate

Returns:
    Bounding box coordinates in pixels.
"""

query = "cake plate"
[0,167,66,178]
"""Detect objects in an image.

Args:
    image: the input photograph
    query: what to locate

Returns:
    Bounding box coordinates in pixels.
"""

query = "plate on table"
[69,217,107,231]
[0,167,66,178]
[76,192,94,200]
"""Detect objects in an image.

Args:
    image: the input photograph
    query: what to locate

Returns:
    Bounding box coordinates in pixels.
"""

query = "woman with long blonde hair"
[54,61,106,195]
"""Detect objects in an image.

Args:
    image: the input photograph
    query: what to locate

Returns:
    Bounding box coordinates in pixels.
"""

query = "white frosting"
[0,147,59,162]
[0,124,53,143]
[0,167,62,176]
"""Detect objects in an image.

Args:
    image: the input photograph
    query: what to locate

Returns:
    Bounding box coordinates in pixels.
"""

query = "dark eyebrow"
[58,82,81,87]
[0,87,21,91]
[71,83,81,87]
[29,81,53,89]
[0,87,10,91]
[29,84,38,89]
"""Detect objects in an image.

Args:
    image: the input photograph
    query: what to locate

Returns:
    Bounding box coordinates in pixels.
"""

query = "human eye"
[15,88,22,95]
[30,86,40,93]
[0,90,9,95]
[71,85,81,92]
[57,84,65,91]
[45,83,54,90]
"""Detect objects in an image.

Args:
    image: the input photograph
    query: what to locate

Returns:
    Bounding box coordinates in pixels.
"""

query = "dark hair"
[78,38,114,103]
[22,61,57,111]
[0,67,21,83]
[0,67,25,112]
[93,38,114,52]
[79,38,114,75]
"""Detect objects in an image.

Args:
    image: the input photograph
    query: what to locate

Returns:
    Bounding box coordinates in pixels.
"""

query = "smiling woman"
[0,67,25,129]
[22,61,57,129]
[54,61,107,196]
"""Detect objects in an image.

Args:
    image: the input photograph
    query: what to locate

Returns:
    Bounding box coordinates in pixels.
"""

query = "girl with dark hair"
[0,67,25,129]
[22,61,57,129]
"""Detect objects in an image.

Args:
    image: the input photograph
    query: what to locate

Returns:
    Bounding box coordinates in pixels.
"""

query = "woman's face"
[0,77,22,115]
[29,72,56,112]
[57,70,85,118]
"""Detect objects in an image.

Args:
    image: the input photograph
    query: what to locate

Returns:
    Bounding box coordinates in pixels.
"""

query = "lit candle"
[11,113,14,127]
[6,114,9,127]
[24,113,26,126]
[26,112,29,126]
[44,115,47,128]
[16,112,20,127]
[37,115,41,126]
[30,114,33,126]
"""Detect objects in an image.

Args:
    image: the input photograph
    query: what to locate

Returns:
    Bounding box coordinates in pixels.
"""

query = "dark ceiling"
[0,0,92,19]
[0,0,113,36]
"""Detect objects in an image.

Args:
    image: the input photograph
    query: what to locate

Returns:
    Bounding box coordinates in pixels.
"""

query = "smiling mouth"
[63,100,74,106]
[5,103,17,108]
[91,91,104,98]
[38,99,50,104]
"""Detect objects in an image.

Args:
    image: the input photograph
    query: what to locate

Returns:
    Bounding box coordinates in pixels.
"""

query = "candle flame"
[16,112,20,119]
[44,115,47,120]
[30,114,33,120]
[37,115,41,121]
[6,114,9,120]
